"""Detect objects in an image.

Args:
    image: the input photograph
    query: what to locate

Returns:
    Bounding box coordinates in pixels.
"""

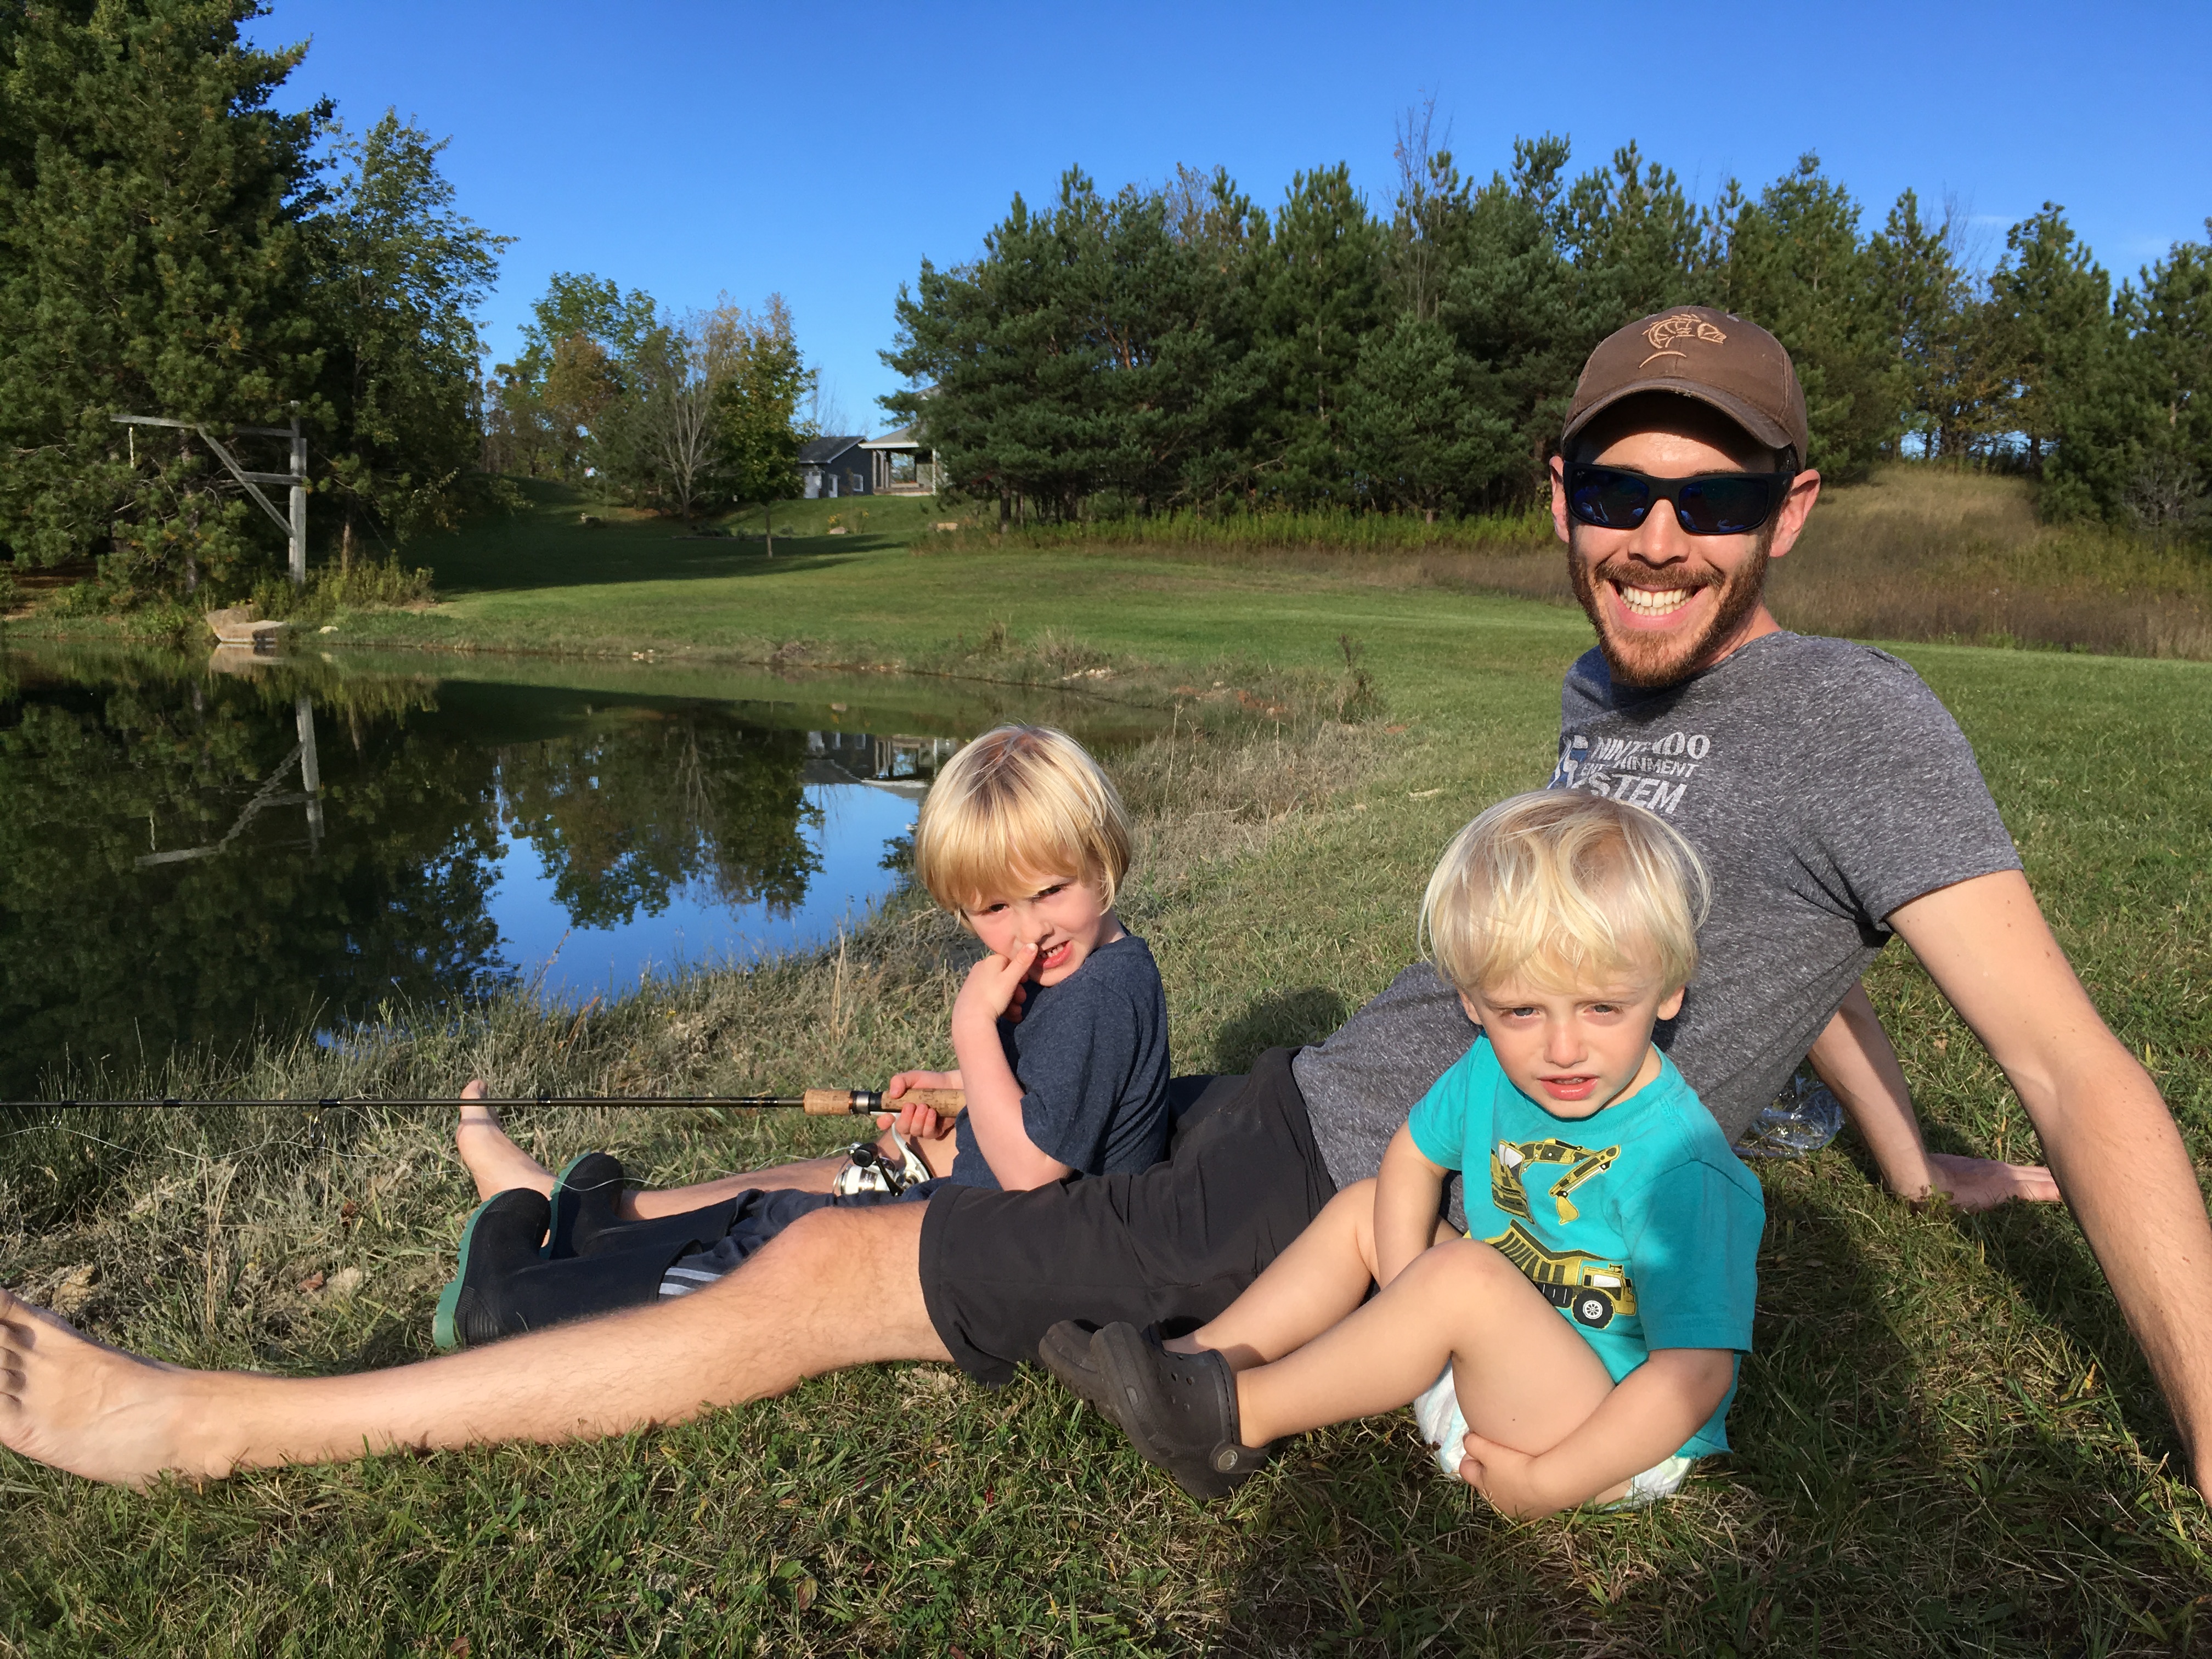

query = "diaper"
[1412,1365,1696,1510]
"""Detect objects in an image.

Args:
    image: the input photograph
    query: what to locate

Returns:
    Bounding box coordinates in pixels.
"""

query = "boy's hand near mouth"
[951,938,1078,1188]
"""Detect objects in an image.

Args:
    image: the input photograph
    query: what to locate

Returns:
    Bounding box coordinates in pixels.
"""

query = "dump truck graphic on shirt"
[1485,1138,1637,1329]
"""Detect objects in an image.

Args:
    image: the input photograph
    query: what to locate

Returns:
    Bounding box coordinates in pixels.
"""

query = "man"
[4,311,2208,1494]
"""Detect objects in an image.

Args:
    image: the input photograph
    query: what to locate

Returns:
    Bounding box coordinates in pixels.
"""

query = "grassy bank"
[10,467,2209,669]
[4,576,2211,1651]
[933,469,2212,663]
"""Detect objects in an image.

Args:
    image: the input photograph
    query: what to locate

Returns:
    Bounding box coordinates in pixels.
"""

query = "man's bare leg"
[0,1203,948,1488]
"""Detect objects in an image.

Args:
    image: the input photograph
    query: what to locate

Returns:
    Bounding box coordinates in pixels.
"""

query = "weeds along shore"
[2,713,1397,1235]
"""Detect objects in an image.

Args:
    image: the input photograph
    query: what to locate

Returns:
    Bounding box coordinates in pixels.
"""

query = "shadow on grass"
[424,536,881,599]
[1844,1113,2182,1473]
[1209,986,1350,1075]
[1199,1156,2187,1654]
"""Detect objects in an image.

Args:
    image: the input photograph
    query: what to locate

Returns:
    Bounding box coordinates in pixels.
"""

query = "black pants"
[917,1047,1334,1384]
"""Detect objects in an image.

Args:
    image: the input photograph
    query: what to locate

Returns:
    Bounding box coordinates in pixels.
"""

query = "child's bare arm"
[1457,1347,1735,1517]
[1375,1124,1451,1285]
[949,942,1075,1189]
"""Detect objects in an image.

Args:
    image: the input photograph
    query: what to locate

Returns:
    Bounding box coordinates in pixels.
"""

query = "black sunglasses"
[1565,464,1796,537]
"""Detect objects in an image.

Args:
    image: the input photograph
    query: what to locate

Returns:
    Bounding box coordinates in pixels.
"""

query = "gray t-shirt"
[950,933,1171,1189]
[1296,630,2022,1196]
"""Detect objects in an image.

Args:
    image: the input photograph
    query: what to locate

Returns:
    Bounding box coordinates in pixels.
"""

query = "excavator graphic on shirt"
[1483,1138,1638,1330]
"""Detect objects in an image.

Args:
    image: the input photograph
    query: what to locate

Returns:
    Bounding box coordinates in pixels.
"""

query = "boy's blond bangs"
[913,725,1133,913]
[1420,792,1708,997]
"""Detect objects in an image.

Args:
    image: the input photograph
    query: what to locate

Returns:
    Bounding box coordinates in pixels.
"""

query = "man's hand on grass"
[1923,1152,2062,1212]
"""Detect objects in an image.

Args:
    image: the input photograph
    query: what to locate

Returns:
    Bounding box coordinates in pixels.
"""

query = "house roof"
[860,425,926,451]
[797,435,867,465]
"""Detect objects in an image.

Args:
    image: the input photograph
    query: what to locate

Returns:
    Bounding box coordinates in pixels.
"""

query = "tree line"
[5,5,2204,608]
[0,0,820,605]
[0,0,511,600]
[479,276,815,526]
[884,112,2211,537]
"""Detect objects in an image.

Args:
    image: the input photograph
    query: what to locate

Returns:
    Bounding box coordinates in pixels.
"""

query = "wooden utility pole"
[112,402,308,586]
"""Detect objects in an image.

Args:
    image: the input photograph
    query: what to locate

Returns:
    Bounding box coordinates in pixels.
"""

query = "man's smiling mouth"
[1613,582,1701,620]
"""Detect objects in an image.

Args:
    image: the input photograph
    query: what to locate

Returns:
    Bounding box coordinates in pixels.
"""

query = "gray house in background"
[798,435,870,498]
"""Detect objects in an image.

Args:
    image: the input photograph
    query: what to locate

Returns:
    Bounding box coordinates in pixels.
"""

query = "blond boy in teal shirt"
[1048,790,1764,1512]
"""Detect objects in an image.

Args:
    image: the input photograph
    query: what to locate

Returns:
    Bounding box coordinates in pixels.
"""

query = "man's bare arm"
[1810,979,2060,1211]
[1890,868,2212,1488]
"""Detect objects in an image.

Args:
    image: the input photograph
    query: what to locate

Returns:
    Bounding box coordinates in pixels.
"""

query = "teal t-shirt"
[1407,1035,1765,1458]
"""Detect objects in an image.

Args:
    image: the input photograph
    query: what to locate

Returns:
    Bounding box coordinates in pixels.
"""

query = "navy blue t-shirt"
[949,933,1171,1189]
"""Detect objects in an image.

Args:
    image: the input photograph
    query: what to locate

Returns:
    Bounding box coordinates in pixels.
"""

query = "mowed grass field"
[3,503,2211,1655]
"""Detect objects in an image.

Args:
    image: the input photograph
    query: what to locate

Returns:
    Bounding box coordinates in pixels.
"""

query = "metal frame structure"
[111,403,308,586]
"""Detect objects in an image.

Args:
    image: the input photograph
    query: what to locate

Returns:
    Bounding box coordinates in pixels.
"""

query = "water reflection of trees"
[0,659,826,1097]
[494,713,820,928]
[0,660,509,1096]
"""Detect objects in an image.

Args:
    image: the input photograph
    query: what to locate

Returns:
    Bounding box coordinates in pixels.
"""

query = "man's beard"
[1566,527,1774,688]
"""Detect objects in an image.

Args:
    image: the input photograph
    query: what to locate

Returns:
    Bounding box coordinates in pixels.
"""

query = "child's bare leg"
[455,1087,557,1200]
[1233,1237,1614,1455]
[454,1084,916,1213]
[1170,1180,1459,1370]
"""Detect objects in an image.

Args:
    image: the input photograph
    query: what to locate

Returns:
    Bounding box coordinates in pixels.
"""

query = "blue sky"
[251,1,2211,435]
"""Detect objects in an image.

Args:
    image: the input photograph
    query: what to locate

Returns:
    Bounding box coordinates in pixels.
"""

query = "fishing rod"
[12,1088,968,1116]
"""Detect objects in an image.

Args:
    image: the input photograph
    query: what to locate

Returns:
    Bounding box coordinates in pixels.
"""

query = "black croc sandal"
[1091,1321,1272,1499]
[1039,1319,1115,1418]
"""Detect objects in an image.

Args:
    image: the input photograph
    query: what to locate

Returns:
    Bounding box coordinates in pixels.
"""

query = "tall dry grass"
[1768,466,2212,658]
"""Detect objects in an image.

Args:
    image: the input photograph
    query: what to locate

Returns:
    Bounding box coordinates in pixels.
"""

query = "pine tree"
[307,111,509,554]
[716,295,811,534]
[1254,165,1387,506]
[1435,137,1588,498]
[0,0,324,595]
[2124,226,2212,538]
[1705,155,1898,477]
[1987,207,2114,468]
[1866,189,1988,461]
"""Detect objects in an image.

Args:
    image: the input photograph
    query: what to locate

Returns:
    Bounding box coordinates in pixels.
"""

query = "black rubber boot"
[1090,1321,1273,1499]
[545,1152,628,1258]
[434,1188,552,1352]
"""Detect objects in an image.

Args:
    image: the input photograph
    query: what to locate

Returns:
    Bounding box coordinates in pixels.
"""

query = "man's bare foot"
[0,1288,228,1488]
[456,1081,556,1201]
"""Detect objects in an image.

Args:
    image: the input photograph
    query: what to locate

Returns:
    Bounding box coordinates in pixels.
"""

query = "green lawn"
[4,498,2211,1654]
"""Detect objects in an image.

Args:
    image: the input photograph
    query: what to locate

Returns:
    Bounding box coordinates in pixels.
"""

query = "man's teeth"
[1618,585,1695,617]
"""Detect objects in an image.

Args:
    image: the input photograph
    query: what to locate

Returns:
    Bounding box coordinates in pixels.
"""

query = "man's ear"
[1766,469,1823,561]
[1656,985,1685,1021]
[1548,454,1572,545]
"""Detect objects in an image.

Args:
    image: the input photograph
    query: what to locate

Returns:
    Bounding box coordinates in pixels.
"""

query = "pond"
[0,643,1159,1098]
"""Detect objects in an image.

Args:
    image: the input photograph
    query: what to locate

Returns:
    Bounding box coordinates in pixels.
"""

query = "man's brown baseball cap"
[1561,306,1809,469]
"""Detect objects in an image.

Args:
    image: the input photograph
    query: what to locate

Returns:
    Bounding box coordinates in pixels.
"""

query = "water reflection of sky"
[488,782,919,1005]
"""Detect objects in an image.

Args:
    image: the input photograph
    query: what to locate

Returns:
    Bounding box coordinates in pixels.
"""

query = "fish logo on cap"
[1640,313,1728,367]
